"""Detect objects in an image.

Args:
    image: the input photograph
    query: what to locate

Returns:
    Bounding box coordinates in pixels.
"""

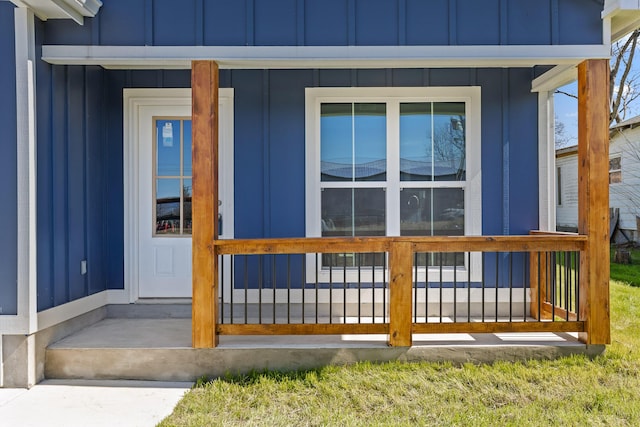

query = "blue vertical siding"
[508,68,540,234]
[203,0,247,46]
[33,62,540,306]
[233,70,266,239]
[36,63,208,309]
[153,0,198,46]
[0,1,18,315]
[254,0,298,46]
[231,68,539,239]
[98,0,145,45]
[507,0,552,45]
[42,0,604,47]
[268,70,312,237]
[304,0,348,46]
[354,0,399,45]
[405,0,449,45]
[456,0,501,45]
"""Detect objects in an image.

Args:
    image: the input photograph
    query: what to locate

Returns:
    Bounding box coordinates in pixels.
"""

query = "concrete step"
[45,318,603,382]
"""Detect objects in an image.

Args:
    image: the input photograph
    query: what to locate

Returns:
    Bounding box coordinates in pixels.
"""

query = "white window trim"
[305,87,482,285]
[123,88,234,302]
[609,153,622,184]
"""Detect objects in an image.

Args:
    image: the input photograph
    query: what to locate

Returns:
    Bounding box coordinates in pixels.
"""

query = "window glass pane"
[156,179,181,235]
[354,103,386,181]
[400,188,432,236]
[433,188,464,235]
[400,103,433,181]
[321,188,386,237]
[183,120,192,176]
[156,120,181,176]
[609,157,621,171]
[400,188,464,236]
[610,171,622,184]
[321,104,353,182]
[433,103,465,181]
[183,179,192,235]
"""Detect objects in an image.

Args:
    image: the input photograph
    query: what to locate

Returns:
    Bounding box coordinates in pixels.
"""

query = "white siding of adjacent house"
[555,126,640,239]
[609,126,640,234]
[556,151,579,230]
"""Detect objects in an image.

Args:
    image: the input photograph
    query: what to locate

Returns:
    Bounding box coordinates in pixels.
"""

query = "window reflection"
[321,103,386,182]
[154,118,192,236]
[400,188,464,236]
[400,102,465,182]
[321,188,386,237]
[156,179,181,235]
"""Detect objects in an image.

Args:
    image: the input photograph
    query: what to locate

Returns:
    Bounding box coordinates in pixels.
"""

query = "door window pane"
[156,179,181,235]
[183,178,192,234]
[183,120,192,176]
[156,120,181,176]
[154,118,192,236]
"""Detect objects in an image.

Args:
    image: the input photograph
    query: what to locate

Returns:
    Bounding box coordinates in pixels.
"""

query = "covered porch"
[45,303,598,381]
[189,59,610,350]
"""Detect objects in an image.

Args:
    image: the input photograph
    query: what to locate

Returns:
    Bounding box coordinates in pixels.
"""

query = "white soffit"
[41,44,611,70]
[603,0,640,42]
[531,64,577,93]
[11,0,102,25]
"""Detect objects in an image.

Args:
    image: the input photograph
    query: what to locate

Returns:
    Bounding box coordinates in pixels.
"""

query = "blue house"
[1,0,637,387]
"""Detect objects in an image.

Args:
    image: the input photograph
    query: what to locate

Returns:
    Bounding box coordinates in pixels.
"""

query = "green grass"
[611,247,640,287]
[159,282,640,426]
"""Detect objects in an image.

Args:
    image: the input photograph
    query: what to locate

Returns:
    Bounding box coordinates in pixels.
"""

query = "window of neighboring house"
[153,118,192,236]
[557,166,562,206]
[305,87,482,282]
[609,155,622,184]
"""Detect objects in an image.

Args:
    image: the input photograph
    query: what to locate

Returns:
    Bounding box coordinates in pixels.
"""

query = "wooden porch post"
[388,241,413,347]
[192,61,220,348]
[577,59,611,345]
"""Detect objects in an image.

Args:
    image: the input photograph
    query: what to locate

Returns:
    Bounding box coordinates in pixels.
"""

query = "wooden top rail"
[529,230,580,236]
[213,235,587,255]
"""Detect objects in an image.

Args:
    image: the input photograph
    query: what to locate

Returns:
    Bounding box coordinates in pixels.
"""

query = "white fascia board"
[42,44,611,70]
[603,0,640,42]
[531,65,577,92]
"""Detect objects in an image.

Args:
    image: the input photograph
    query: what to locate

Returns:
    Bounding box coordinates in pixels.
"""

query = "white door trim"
[123,88,234,302]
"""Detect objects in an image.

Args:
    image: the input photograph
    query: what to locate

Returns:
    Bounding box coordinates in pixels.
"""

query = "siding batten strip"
[192,61,219,348]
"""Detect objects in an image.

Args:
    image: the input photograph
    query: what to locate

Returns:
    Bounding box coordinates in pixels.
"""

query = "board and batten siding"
[32,64,541,310]
[0,0,18,315]
[42,0,603,47]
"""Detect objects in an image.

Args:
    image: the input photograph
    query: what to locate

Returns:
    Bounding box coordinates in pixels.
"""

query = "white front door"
[128,89,234,298]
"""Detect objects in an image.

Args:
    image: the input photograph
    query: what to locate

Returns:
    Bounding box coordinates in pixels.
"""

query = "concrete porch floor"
[44,306,605,382]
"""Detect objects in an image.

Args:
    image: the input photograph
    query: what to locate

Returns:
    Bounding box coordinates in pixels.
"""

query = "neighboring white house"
[556,116,640,242]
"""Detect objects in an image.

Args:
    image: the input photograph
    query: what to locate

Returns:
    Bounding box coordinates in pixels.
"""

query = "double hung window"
[305,87,481,281]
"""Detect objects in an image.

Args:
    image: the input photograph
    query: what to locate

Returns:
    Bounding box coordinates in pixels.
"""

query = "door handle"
[218,213,223,235]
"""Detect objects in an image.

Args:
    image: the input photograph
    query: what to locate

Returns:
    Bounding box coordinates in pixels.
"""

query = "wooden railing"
[198,233,591,347]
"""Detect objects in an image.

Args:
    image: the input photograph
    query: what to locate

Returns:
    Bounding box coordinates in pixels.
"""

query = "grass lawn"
[611,246,640,287]
[160,282,640,426]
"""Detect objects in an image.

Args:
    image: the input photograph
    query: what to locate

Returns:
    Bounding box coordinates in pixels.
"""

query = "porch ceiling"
[41,44,611,70]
